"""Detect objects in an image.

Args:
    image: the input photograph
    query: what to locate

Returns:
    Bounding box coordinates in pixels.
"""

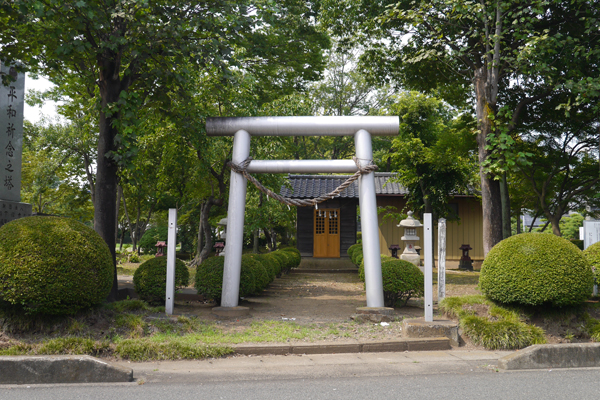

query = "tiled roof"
[280,173,408,199]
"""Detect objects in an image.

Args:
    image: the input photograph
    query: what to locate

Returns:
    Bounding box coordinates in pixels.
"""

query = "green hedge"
[194,256,257,303]
[280,247,301,269]
[380,259,424,307]
[584,241,600,273]
[270,251,293,274]
[242,254,270,294]
[347,243,362,261]
[133,256,190,305]
[0,216,113,315]
[358,254,394,282]
[480,233,593,307]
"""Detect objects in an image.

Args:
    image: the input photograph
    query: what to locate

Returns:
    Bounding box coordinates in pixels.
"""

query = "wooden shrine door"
[313,208,340,258]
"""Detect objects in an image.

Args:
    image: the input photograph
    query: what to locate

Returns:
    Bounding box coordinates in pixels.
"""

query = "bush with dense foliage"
[280,247,301,269]
[254,254,280,280]
[133,256,189,304]
[358,254,394,282]
[270,251,293,274]
[584,241,600,273]
[194,256,256,303]
[380,259,424,307]
[348,244,364,266]
[138,226,168,254]
[0,216,113,315]
[242,254,270,294]
[480,233,593,307]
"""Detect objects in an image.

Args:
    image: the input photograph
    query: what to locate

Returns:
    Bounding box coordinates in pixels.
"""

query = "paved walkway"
[114,350,513,383]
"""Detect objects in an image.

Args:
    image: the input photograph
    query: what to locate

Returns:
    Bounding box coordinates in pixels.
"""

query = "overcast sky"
[24,75,60,124]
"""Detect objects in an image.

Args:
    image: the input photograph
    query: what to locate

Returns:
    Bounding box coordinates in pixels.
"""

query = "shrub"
[358,254,394,282]
[254,254,278,281]
[584,241,600,273]
[280,247,301,269]
[242,254,271,294]
[380,259,424,307]
[128,253,140,263]
[0,216,113,315]
[271,251,293,274]
[349,244,364,266]
[480,233,593,307]
[138,226,168,254]
[194,256,256,303]
[347,243,362,260]
[133,256,190,305]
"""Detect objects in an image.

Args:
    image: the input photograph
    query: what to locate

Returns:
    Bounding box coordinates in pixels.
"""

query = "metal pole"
[246,159,358,174]
[424,213,433,322]
[355,129,384,308]
[207,116,399,137]
[438,218,446,302]
[221,129,251,308]
[165,208,177,315]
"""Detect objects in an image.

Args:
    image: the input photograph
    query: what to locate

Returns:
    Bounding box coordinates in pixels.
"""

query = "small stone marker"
[438,218,446,301]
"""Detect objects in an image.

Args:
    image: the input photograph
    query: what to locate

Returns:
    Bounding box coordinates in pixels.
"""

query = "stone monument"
[0,62,32,226]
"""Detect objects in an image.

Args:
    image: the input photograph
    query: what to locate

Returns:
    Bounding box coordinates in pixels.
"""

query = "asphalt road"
[1,369,600,400]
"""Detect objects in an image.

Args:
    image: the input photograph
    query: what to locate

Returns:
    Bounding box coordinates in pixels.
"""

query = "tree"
[387,92,478,217]
[322,0,600,254]
[513,99,600,236]
[2,0,329,299]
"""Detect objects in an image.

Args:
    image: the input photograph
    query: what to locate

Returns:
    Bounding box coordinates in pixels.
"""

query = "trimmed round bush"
[584,241,600,271]
[254,254,279,281]
[347,243,362,260]
[358,254,395,282]
[194,256,256,303]
[0,216,113,315]
[480,233,593,307]
[133,256,189,305]
[271,251,293,274]
[242,254,270,294]
[381,259,424,307]
[280,247,301,268]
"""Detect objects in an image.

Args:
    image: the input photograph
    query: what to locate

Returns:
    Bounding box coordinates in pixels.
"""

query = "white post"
[221,130,251,308]
[424,213,433,322]
[355,129,385,308]
[438,218,446,302]
[165,208,177,315]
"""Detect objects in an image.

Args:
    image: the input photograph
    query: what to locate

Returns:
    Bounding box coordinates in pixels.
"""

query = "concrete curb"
[0,355,133,384]
[233,337,451,356]
[499,343,600,370]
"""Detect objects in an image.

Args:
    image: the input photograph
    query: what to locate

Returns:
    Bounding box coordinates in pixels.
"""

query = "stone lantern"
[216,217,227,257]
[397,211,422,266]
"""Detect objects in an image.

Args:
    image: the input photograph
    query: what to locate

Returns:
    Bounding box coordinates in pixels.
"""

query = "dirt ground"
[116,268,488,345]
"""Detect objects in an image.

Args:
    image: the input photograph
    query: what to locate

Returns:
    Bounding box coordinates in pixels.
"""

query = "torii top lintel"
[206,116,399,137]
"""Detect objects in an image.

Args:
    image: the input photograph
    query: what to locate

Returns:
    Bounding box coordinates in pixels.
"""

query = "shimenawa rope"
[227,157,378,207]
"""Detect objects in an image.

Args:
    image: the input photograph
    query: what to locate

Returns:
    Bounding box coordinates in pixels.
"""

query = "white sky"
[24,75,61,124]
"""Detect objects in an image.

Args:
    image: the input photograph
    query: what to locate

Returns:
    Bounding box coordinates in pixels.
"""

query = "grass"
[439,295,546,350]
[0,299,401,361]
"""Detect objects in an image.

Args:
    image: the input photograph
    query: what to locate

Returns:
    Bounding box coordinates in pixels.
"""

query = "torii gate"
[206,116,399,314]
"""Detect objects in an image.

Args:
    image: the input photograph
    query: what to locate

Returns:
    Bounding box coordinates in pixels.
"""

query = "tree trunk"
[253,230,259,253]
[264,229,273,252]
[474,68,504,256]
[190,202,206,267]
[500,173,511,239]
[96,77,121,302]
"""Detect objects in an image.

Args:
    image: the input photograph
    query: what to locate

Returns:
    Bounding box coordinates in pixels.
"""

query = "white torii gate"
[206,116,399,312]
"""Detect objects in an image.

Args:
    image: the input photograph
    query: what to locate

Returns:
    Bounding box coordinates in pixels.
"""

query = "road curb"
[498,343,600,370]
[0,355,133,384]
[233,337,451,356]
